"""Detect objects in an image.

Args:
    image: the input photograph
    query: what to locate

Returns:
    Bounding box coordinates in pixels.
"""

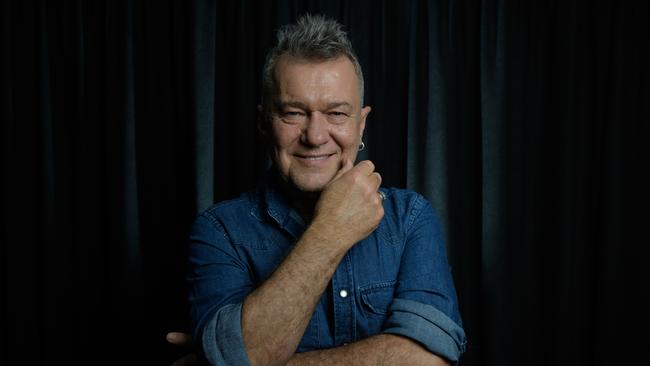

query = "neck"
[271,170,320,223]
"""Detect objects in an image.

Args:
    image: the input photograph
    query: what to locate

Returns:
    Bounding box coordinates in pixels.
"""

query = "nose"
[301,112,329,147]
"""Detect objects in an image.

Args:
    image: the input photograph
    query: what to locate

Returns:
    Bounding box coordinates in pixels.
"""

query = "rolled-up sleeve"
[202,303,250,365]
[383,194,467,363]
[384,298,466,363]
[187,213,252,365]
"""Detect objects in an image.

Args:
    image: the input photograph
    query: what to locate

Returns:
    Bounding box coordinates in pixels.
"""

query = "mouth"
[294,153,336,165]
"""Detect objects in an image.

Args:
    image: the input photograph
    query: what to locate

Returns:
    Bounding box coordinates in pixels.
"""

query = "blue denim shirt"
[187,177,467,365]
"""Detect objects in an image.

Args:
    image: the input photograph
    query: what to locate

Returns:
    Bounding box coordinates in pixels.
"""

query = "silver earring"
[358,141,365,151]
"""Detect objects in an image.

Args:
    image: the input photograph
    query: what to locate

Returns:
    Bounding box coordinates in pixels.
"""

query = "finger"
[331,158,354,182]
[167,332,193,347]
[371,171,382,189]
[354,160,375,175]
[378,190,387,202]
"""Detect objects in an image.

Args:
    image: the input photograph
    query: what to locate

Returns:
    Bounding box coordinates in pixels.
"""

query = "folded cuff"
[383,298,467,364]
[202,303,251,366]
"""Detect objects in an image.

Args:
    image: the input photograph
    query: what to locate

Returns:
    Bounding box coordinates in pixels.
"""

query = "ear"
[359,106,371,137]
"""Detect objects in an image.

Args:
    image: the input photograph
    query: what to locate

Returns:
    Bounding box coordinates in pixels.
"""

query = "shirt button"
[339,289,348,298]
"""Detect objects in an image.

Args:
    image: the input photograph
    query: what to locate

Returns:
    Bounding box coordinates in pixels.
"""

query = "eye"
[280,110,306,124]
[327,111,349,123]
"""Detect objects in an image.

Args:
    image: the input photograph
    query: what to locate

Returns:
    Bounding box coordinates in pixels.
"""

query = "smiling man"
[271,55,370,192]
[187,14,466,366]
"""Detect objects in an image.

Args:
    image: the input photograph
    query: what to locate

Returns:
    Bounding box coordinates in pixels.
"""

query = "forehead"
[274,55,360,105]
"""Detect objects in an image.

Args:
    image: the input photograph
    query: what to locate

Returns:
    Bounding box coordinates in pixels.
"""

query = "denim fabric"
[187,177,467,365]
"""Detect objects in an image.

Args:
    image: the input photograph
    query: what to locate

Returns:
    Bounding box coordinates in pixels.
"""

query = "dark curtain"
[2,1,648,365]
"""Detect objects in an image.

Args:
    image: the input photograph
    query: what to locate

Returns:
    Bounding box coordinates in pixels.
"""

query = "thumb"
[331,158,354,182]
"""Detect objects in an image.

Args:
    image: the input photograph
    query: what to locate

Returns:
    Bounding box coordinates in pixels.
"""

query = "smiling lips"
[295,153,335,165]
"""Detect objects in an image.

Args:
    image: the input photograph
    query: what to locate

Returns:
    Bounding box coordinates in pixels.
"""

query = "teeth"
[304,156,327,161]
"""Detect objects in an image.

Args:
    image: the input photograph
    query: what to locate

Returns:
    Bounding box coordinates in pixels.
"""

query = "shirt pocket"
[359,281,396,316]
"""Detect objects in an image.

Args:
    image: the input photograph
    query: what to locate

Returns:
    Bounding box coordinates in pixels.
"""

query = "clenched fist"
[310,159,385,249]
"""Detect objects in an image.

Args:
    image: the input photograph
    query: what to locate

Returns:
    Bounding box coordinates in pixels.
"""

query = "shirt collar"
[259,170,307,240]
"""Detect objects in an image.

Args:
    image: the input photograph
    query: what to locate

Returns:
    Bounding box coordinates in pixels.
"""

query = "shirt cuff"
[202,302,251,366]
[383,298,467,364]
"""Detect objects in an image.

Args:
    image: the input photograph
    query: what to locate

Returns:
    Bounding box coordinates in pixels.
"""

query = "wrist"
[303,220,353,257]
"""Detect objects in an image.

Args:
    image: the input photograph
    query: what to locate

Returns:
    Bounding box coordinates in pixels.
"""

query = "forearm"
[286,334,450,366]
[241,224,349,366]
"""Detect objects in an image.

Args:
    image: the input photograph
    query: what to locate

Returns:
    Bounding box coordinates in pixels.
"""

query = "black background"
[2,1,648,365]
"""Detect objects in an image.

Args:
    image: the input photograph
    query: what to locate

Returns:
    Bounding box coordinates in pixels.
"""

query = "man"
[183,14,466,365]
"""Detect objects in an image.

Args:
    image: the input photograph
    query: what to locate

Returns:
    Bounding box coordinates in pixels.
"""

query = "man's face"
[268,55,371,193]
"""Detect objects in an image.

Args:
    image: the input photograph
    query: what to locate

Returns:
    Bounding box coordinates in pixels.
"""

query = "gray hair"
[261,14,365,117]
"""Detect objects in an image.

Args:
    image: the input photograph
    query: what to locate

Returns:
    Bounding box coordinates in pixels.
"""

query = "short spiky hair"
[261,14,365,116]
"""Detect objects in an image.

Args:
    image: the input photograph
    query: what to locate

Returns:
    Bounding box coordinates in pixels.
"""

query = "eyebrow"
[276,101,353,110]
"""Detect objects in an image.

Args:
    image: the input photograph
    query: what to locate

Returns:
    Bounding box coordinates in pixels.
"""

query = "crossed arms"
[188,161,464,365]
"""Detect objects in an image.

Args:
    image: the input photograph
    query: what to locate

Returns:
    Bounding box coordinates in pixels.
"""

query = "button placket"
[332,252,356,345]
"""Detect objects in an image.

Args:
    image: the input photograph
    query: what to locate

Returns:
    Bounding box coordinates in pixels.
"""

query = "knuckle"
[375,172,382,185]
[365,184,377,196]
[359,160,373,171]
[350,171,363,184]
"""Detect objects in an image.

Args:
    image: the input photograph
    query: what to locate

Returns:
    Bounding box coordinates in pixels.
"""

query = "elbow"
[199,303,254,365]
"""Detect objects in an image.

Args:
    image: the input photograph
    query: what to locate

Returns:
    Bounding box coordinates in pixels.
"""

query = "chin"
[290,172,334,193]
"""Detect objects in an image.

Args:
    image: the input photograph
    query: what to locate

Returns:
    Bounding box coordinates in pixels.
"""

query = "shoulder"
[381,187,425,204]
[381,187,432,215]
[190,190,264,239]
[198,190,260,223]
[380,187,442,233]
[188,190,268,250]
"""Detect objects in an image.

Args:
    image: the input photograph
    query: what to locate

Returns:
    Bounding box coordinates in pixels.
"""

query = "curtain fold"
[190,0,216,213]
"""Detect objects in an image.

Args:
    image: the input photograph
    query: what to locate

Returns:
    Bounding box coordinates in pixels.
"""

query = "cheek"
[331,124,361,150]
[272,123,302,151]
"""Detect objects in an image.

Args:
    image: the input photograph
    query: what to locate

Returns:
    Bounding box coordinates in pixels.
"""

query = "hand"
[166,332,202,366]
[311,159,384,248]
